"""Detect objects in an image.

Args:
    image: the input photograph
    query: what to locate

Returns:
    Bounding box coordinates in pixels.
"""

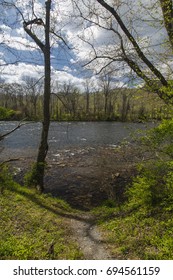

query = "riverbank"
[0,142,141,260]
[1,141,173,259]
[9,143,142,210]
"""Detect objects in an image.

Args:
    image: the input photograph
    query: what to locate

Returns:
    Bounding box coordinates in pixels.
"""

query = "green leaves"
[127,160,173,213]
[0,106,16,120]
[142,119,173,158]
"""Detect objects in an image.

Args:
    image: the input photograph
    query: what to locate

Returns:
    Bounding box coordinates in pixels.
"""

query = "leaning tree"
[23,1,52,191]
[73,0,173,104]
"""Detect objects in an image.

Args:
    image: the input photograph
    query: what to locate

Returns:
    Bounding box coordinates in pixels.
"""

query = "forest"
[0,81,171,122]
[1,0,173,262]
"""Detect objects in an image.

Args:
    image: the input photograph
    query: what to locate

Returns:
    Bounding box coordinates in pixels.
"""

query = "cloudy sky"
[0,0,172,91]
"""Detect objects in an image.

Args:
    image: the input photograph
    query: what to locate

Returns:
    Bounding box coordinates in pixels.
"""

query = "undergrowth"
[92,119,173,260]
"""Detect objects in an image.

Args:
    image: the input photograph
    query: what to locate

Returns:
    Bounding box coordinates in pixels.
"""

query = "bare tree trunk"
[36,0,51,191]
[23,1,52,191]
[86,92,90,115]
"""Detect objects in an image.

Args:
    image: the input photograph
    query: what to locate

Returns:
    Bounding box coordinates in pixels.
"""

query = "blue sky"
[0,0,173,91]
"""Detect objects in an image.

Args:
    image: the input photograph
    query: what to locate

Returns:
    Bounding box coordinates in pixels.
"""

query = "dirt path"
[69,214,112,259]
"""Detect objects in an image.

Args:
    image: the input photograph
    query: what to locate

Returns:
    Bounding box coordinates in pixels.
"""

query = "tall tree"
[98,71,112,116]
[1,0,71,191]
[1,0,73,191]
[96,0,167,89]
[23,0,51,191]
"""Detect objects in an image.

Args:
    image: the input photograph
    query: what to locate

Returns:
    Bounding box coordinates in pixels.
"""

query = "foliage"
[0,106,16,120]
[130,118,173,213]
[161,80,173,99]
[0,167,83,260]
[143,119,173,158]
[94,207,173,259]
[93,161,173,259]
[0,86,169,122]
[92,119,173,259]
[24,162,46,188]
[126,160,173,213]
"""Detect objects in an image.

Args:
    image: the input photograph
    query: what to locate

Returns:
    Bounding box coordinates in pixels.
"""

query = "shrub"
[127,161,173,211]
[143,119,173,158]
[0,106,16,120]
[127,119,173,214]
[24,162,47,190]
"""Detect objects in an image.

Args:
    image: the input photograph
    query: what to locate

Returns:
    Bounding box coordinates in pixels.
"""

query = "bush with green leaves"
[127,160,173,213]
[143,119,173,158]
[0,106,16,120]
[24,162,46,188]
[127,119,173,214]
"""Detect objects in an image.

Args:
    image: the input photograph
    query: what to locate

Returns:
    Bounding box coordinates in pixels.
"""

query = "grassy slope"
[1,154,173,260]
[0,179,83,260]
[92,204,173,260]
[1,181,173,260]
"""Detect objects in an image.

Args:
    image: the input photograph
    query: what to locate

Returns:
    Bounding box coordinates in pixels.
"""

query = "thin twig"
[0,119,33,141]
[0,158,21,167]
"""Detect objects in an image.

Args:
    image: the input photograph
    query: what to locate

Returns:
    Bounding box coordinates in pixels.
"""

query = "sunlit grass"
[92,201,173,260]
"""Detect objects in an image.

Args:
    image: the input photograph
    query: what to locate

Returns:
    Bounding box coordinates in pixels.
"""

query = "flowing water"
[0,121,154,160]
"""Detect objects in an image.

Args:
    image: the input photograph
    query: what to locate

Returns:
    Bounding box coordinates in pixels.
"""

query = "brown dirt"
[45,144,142,259]
[10,144,142,210]
[44,144,141,210]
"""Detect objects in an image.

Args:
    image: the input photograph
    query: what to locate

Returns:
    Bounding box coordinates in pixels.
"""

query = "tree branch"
[96,0,168,87]
[0,120,32,141]
[52,92,71,112]
[23,20,45,52]
[50,30,73,50]
[0,158,21,167]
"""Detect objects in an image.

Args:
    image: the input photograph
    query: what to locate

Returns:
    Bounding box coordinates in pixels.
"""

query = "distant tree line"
[0,81,170,122]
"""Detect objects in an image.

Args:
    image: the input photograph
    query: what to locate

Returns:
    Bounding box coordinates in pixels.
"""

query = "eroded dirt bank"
[8,144,142,210]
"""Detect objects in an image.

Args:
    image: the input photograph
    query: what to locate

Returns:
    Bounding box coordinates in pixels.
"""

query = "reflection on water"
[0,121,154,159]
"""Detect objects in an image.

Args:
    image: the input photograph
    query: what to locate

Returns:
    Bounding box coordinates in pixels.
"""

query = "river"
[0,121,154,160]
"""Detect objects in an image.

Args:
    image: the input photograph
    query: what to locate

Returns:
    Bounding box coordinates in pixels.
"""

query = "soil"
[11,144,141,210]
[69,213,112,259]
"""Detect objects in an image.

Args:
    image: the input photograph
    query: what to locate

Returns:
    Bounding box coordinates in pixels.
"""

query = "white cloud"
[1,63,44,84]
[52,69,85,91]
[0,0,173,90]
[62,65,72,72]
[0,24,39,52]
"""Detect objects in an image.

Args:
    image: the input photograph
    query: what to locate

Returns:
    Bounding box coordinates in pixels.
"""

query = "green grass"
[0,172,83,260]
[92,202,173,260]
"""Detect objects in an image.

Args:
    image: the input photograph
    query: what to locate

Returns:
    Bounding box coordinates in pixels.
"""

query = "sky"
[0,0,173,92]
